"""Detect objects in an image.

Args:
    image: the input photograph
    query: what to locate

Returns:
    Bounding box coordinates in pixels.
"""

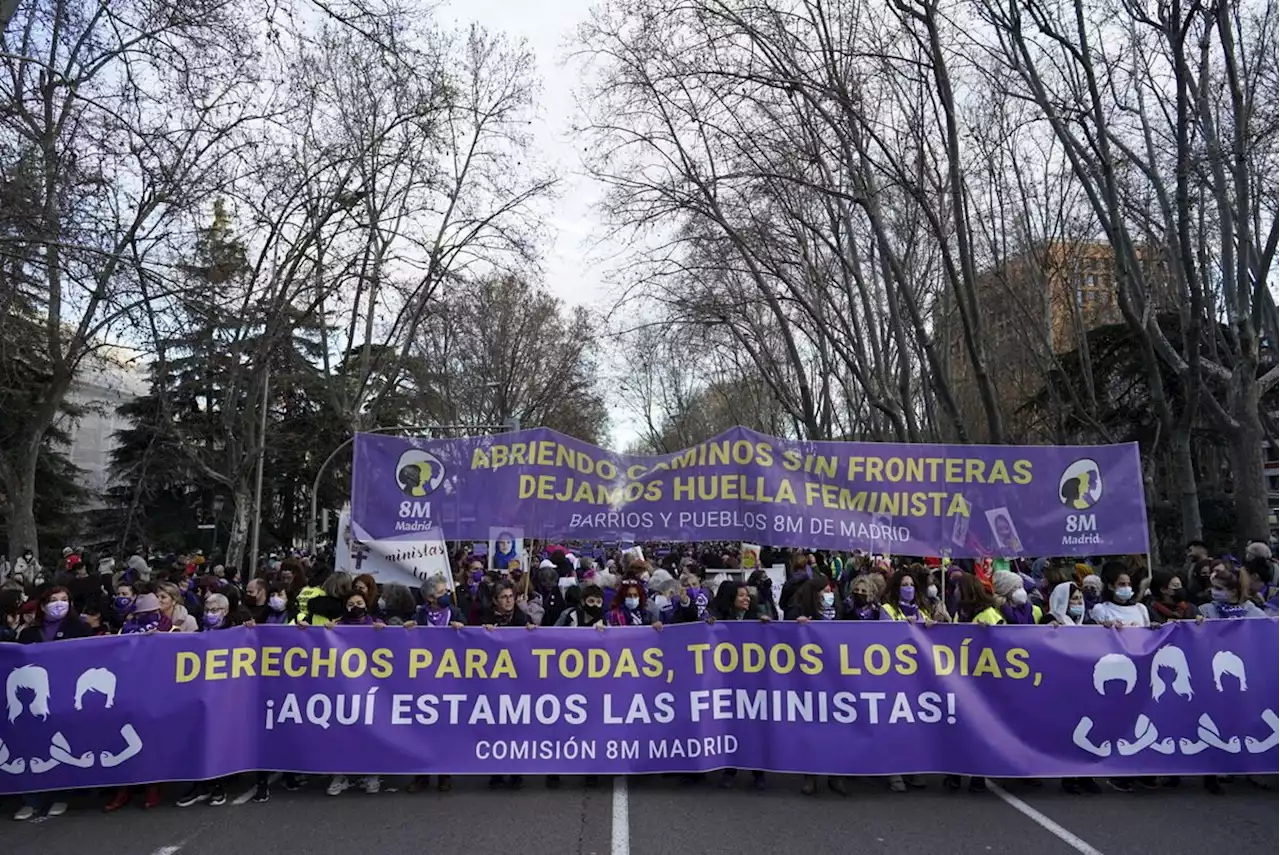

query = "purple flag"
[352,427,1148,557]
[0,620,1273,794]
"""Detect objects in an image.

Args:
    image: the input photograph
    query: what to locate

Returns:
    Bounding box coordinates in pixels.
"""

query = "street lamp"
[307,419,521,554]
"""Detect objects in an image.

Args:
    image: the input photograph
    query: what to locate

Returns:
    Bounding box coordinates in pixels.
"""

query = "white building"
[59,347,149,508]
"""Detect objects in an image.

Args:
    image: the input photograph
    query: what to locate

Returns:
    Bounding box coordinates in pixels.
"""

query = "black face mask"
[346,607,366,620]
[1170,589,1186,603]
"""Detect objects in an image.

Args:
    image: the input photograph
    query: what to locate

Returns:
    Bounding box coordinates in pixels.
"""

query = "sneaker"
[718,770,735,789]
[282,775,301,792]
[752,772,766,791]
[407,776,429,794]
[968,777,987,793]
[362,776,380,795]
[13,806,36,821]
[252,784,270,804]
[143,786,162,810]
[1107,778,1134,793]
[827,777,848,797]
[46,802,67,817]
[327,775,349,796]
[176,786,209,808]
[437,776,452,792]
[208,786,226,807]
[943,775,961,790]
[1081,777,1101,794]
[1205,776,1224,795]
[889,775,907,793]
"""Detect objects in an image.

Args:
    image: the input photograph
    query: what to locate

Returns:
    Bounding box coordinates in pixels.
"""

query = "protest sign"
[336,509,451,587]
[0,620,1272,794]
[351,427,1147,557]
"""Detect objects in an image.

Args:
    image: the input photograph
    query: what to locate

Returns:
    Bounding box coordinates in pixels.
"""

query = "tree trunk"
[224,482,253,574]
[5,437,42,564]
[1228,400,1269,550]
[1172,425,1203,544]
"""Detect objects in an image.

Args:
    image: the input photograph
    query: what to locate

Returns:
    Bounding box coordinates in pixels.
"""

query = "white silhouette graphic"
[1211,651,1247,692]
[1117,714,1174,756]
[6,664,51,722]
[1151,646,1194,702]
[1073,654,1140,756]
[1072,717,1111,757]
[0,665,142,775]
[1245,709,1279,754]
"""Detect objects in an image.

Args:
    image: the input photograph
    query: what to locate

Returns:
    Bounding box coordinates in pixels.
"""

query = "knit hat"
[133,593,161,613]
[1082,574,1103,593]
[992,570,1023,598]
[539,559,556,570]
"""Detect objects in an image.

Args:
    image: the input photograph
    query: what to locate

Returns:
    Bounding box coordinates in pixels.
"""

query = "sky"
[437,0,642,450]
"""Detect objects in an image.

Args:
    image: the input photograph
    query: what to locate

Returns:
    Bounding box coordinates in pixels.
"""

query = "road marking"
[149,846,184,855]
[232,772,280,805]
[611,776,629,855]
[988,781,1105,855]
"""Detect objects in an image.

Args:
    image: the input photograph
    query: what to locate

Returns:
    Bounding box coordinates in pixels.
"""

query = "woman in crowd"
[844,574,880,621]
[556,584,607,628]
[1198,568,1268,619]
[707,580,769,790]
[1147,569,1201,625]
[378,583,417,624]
[878,569,928,623]
[336,590,381,626]
[155,581,199,632]
[409,577,465,629]
[111,578,136,629]
[787,574,843,623]
[174,594,244,807]
[746,569,778,619]
[13,588,87,819]
[119,592,171,634]
[477,579,537,631]
[950,573,1004,627]
[993,570,1041,625]
[1090,561,1149,628]
[605,579,663,628]
[352,573,378,610]
[1045,582,1091,627]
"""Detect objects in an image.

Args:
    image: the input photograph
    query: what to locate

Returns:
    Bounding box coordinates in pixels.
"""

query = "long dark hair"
[711,581,752,619]
[792,574,838,619]
[954,574,996,621]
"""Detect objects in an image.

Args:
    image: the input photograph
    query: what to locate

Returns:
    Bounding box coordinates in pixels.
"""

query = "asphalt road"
[2,774,1275,855]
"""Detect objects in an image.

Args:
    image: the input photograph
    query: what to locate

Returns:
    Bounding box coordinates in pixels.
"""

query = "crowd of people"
[0,537,1275,819]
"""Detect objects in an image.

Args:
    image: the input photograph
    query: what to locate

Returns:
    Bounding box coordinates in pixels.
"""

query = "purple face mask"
[899,585,915,603]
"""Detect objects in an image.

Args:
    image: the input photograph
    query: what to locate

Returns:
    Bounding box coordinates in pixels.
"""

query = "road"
[3,774,1275,855]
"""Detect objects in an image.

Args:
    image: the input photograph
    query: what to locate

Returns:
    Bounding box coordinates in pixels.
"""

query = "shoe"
[252,784,270,804]
[719,771,735,789]
[1107,778,1133,793]
[104,788,131,813]
[801,777,817,796]
[906,775,927,789]
[1061,779,1081,795]
[143,786,162,809]
[547,775,561,789]
[363,776,380,795]
[968,777,987,793]
[46,802,67,817]
[1081,777,1101,794]
[752,773,766,791]
[943,775,961,791]
[827,777,848,797]
[208,787,226,807]
[438,776,452,793]
[13,806,37,821]
[176,787,209,808]
[889,775,907,793]
[327,775,349,796]
[282,775,301,792]
[1138,776,1161,790]
[407,776,429,794]
[1205,776,1224,795]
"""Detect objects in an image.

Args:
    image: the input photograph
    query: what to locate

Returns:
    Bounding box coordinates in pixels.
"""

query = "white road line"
[988,781,1105,855]
[611,776,629,855]
[149,846,184,855]
[232,772,280,805]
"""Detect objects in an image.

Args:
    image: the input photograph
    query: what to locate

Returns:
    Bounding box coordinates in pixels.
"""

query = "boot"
[801,775,817,796]
[143,785,162,809]
[104,788,131,813]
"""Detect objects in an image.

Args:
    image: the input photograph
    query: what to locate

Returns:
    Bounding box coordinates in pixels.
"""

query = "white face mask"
[1010,588,1028,606]
[651,594,670,610]
[820,591,835,607]
[926,585,938,600]
[557,576,576,592]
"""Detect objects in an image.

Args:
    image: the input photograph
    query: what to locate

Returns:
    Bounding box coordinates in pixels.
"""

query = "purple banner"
[0,620,1274,794]
[351,427,1148,556]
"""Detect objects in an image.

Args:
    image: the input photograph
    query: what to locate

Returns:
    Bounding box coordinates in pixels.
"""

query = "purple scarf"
[1001,600,1036,625]
[264,610,290,625]
[417,605,453,627]
[1216,601,1250,619]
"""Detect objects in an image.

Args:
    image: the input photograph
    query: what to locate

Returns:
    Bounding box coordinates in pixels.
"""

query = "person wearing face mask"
[605,581,664,629]
[1198,569,1267,620]
[786,574,843,623]
[118,592,172,634]
[745,569,778,619]
[535,561,569,626]
[1089,561,1150,628]
[243,577,272,623]
[993,570,1041,625]
[111,581,137,630]
[13,588,88,820]
[1045,581,1093,627]
[14,548,40,583]
[336,591,381,626]
[706,581,771,790]
[879,569,931,623]
[1147,569,1202,624]
[556,583,607,627]
[408,577,466,629]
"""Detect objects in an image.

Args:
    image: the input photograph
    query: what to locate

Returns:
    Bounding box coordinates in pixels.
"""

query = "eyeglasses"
[496,593,515,601]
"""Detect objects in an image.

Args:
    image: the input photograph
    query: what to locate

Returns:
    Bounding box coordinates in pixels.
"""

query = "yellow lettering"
[465,649,489,679]
[311,647,336,678]
[206,648,228,681]
[341,648,367,678]
[231,647,256,679]
[436,649,460,678]
[687,643,710,675]
[1005,648,1030,679]
[973,647,1002,677]
[894,643,918,676]
[531,648,554,679]
[491,649,517,679]
[284,648,307,677]
[799,643,823,675]
[614,649,640,678]
[371,648,394,678]
[176,651,200,683]
[470,448,490,469]
[260,647,282,678]
[409,649,433,678]
[642,648,664,677]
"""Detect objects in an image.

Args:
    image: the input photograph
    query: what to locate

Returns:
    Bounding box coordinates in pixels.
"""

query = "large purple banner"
[0,620,1274,794]
[350,427,1148,557]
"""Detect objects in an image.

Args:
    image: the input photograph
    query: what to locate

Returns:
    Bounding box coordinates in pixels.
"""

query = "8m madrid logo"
[1059,458,1103,545]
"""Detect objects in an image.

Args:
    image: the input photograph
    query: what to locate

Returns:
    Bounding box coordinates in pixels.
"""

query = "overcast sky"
[438,0,643,449]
